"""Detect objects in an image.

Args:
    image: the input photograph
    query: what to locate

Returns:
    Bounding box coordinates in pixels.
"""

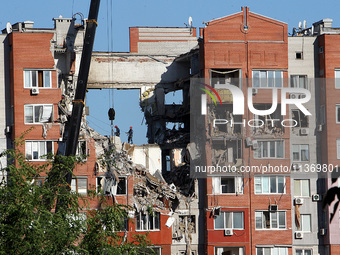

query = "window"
[254,176,285,194]
[76,141,87,156]
[253,104,283,133]
[136,211,160,231]
[337,139,340,159]
[295,52,303,60]
[216,247,244,255]
[292,109,308,128]
[294,179,310,197]
[179,215,196,234]
[25,141,53,160]
[296,214,311,232]
[336,105,340,123]
[292,145,309,162]
[335,69,340,89]
[24,104,53,124]
[255,211,286,229]
[291,75,307,88]
[214,211,244,230]
[256,247,288,255]
[24,70,51,88]
[138,247,161,255]
[71,177,87,195]
[254,141,284,159]
[212,176,243,194]
[253,70,283,88]
[117,177,127,195]
[296,249,312,255]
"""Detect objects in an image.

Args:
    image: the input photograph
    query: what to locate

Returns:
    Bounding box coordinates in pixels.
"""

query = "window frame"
[212,176,243,195]
[252,70,283,88]
[254,176,286,194]
[214,211,244,230]
[24,104,53,124]
[136,211,160,231]
[254,140,284,159]
[296,214,311,232]
[295,249,312,255]
[335,69,340,89]
[25,140,53,161]
[24,69,52,88]
[336,105,340,124]
[71,177,88,195]
[337,139,340,160]
[292,109,308,128]
[256,247,288,255]
[255,211,286,230]
[291,75,307,88]
[293,179,310,197]
[292,144,310,162]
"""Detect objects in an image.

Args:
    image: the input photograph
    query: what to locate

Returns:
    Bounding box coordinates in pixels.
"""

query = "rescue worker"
[114,125,120,137]
[127,126,133,144]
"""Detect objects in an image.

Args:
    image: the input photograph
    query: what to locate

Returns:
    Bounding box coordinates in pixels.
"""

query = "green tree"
[0,137,157,255]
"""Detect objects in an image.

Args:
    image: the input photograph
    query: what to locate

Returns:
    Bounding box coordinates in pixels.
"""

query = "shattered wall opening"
[211,139,242,166]
[253,104,284,135]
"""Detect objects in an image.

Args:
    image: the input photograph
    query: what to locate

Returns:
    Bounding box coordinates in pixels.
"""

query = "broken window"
[294,179,310,197]
[211,69,241,87]
[254,140,284,159]
[25,140,53,160]
[24,104,53,124]
[253,70,283,88]
[292,109,308,128]
[214,211,244,230]
[257,247,288,255]
[76,141,87,160]
[179,215,196,234]
[215,247,244,255]
[117,177,127,195]
[24,70,51,88]
[295,52,303,60]
[295,214,311,232]
[136,211,160,231]
[255,211,286,229]
[211,105,242,135]
[292,145,309,161]
[254,176,285,194]
[212,139,242,165]
[165,90,183,104]
[291,75,307,88]
[253,104,283,134]
[212,176,243,194]
[71,177,87,195]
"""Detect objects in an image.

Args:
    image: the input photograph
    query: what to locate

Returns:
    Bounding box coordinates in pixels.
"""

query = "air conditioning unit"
[312,194,321,201]
[317,124,323,132]
[252,88,258,95]
[295,198,304,205]
[252,140,259,150]
[300,128,309,135]
[224,228,233,236]
[31,88,39,95]
[295,232,303,239]
[320,228,327,236]
[245,137,253,147]
[269,205,278,211]
[172,232,182,239]
[290,93,298,99]
[5,126,11,134]
[291,163,301,171]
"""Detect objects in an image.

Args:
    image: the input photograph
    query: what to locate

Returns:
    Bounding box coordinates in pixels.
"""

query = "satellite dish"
[298,21,302,29]
[6,22,12,34]
[188,16,193,27]
[303,20,307,29]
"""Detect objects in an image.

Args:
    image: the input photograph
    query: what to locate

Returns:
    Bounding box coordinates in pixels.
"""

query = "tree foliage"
[0,137,156,255]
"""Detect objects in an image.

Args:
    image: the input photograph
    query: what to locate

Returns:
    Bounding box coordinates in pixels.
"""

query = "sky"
[1,0,340,144]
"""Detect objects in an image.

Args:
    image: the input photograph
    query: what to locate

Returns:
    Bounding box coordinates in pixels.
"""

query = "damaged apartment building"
[2,6,340,255]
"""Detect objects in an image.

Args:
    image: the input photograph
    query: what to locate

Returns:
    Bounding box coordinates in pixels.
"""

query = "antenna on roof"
[6,22,12,34]
[303,20,307,29]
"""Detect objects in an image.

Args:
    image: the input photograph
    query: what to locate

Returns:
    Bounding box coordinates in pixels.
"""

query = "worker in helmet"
[114,125,120,137]
[127,126,133,144]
